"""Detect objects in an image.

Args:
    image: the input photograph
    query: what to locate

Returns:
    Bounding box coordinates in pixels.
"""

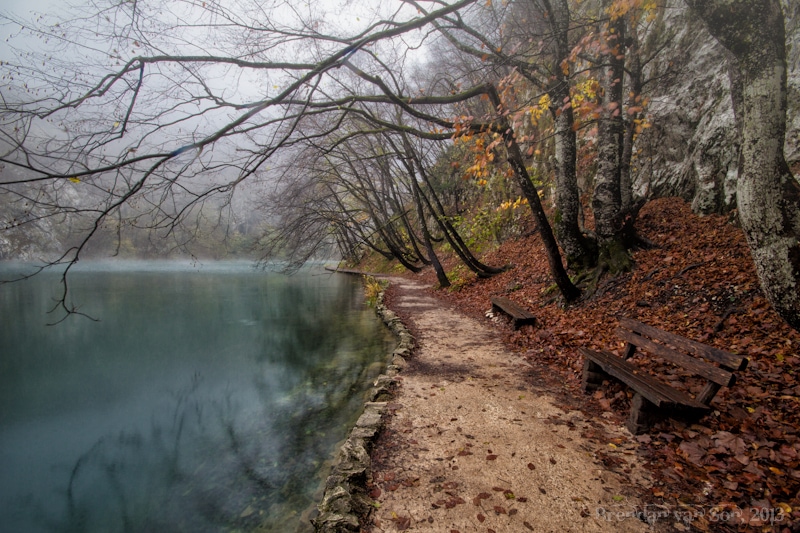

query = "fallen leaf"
[678,441,706,465]
[712,431,747,455]
[391,515,411,530]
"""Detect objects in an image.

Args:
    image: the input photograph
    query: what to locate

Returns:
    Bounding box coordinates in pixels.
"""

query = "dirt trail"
[367,276,656,532]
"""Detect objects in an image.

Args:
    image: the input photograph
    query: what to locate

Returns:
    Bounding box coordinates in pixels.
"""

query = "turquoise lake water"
[0,261,393,532]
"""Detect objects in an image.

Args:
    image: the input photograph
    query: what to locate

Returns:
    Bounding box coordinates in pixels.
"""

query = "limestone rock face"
[638,0,799,214]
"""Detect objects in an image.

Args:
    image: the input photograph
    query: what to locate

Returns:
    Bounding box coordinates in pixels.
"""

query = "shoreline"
[311,272,664,532]
[312,280,412,532]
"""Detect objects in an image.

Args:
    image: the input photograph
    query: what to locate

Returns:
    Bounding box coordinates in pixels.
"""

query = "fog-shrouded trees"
[1,0,581,303]
[1,0,493,305]
[1,0,799,330]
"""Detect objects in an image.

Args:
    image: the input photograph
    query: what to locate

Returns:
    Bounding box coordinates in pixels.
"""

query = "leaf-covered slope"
[411,197,800,528]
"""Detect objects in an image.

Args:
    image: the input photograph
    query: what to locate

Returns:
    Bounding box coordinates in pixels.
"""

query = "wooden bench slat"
[490,296,536,329]
[580,318,747,433]
[580,348,710,411]
[615,328,735,387]
[619,318,747,371]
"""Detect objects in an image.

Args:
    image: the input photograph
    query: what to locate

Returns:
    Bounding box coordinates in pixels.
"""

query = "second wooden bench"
[490,296,536,330]
[579,318,748,434]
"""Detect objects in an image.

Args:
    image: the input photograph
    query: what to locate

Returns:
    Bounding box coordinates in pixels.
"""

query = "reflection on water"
[0,261,394,533]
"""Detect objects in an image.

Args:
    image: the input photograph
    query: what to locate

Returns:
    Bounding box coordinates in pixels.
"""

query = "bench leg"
[582,360,607,393]
[627,393,662,435]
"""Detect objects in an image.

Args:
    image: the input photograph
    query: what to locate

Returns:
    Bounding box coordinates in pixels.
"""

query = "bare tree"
[6,0,796,328]
[591,2,629,271]
[1,0,483,311]
[2,0,581,305]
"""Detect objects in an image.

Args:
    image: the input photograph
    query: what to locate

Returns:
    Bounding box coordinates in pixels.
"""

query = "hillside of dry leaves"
[373,198,800,532]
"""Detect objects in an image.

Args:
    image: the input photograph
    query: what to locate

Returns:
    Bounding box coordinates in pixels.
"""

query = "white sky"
[1,0,51,15]
[0,0,430,56]
[0,0,58,22]
[0,0,60,61]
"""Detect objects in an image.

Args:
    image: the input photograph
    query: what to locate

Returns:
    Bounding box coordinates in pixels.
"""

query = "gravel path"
[366,277,656,532]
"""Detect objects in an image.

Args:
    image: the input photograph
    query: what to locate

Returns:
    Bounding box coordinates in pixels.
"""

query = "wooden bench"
[490,296,536,330]
[580,318,748,434]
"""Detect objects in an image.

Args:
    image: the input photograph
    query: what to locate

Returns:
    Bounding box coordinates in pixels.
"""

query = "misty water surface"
[0,261,393,533]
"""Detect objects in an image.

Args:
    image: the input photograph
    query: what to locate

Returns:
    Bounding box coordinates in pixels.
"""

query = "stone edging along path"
[314,276,655,533]
[312,282,413,532]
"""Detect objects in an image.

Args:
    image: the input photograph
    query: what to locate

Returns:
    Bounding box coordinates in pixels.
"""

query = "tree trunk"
[417,172,504,278]
[620,22,642,213]
[391,130,504,279]
[411,177,450,288]
[592,13,631,273]
[686,0,800,331]
[488,86,581,301]
[507,134,581,301]
[542,0,596,269]
[552,87,596,269]
[386,172,430,265]
[395,133,452,288]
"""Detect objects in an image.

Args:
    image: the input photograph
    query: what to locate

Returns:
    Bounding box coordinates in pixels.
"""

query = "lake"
[0,261,394,533]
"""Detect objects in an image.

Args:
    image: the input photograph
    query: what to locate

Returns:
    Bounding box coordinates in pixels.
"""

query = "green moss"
[598,238,633,275]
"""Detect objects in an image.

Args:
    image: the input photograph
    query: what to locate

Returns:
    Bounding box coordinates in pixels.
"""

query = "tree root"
[573,240,634,300]
[678,262,705,277]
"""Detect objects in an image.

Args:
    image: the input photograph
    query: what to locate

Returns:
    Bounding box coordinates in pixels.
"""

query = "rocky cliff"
[639,0,799,214]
